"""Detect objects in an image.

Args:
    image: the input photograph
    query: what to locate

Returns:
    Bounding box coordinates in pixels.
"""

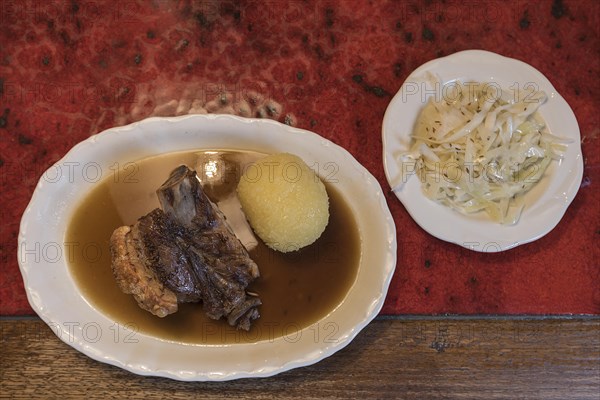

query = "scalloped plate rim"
[18,114,397,381]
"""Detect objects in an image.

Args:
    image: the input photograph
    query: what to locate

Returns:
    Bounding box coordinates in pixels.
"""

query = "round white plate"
[382,49,583,252]
[18,114,396,381]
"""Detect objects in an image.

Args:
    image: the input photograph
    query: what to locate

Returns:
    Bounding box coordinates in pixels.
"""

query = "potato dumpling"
[237,153,329,252]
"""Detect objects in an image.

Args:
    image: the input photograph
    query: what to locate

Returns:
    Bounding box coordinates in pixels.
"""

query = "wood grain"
[1,316,599,399]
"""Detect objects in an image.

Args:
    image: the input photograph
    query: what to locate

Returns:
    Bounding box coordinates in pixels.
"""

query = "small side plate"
[382,50,583,252]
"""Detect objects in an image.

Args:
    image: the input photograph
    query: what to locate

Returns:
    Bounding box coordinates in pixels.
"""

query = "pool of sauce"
[66,150,361,344]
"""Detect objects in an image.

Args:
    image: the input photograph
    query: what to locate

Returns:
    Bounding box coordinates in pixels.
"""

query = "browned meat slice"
[134,209,202,303]
[109,225,178,318]
[110,165,261,330]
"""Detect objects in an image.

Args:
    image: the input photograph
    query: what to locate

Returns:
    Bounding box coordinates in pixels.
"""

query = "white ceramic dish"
[382,50,583,252]
[18,114,396,381]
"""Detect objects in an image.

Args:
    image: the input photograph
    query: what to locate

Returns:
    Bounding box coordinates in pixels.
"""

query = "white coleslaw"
[396,80,568,224]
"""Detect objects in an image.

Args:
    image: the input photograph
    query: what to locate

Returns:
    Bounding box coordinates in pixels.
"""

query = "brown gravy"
[66,150,360,344]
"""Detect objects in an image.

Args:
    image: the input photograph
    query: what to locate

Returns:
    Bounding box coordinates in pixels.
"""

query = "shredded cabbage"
[396,81,568,224]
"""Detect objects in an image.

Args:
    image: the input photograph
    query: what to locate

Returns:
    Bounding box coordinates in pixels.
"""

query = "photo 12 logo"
[401,80,542,104]
[19,241,103,265]
[39,161,139,184]
[395,1,546,25]
[201,157,339,186]
[198,320,340,344]
[401,159,544,186]
[1,80,137,106]
[46,321,139,344]
[462,241,503,253]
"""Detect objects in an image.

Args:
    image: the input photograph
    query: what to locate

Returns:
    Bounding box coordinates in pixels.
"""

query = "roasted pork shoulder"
[110,165,261,330]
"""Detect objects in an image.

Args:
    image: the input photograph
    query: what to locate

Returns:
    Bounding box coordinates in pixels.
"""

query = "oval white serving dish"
[382,49,583,252]
[18,114,397,381]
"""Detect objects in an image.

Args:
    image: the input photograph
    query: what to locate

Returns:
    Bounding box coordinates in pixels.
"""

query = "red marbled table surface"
[1,0,598,316]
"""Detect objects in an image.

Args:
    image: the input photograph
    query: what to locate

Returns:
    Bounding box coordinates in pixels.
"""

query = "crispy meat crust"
[109,225,178,318]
